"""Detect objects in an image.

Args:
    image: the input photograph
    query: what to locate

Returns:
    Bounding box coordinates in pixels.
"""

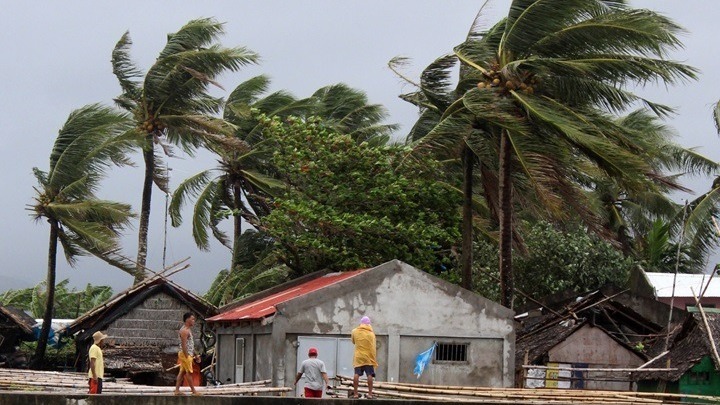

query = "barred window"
[434,342,468,363]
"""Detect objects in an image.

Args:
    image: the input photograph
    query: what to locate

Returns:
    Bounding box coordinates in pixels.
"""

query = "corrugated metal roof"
[207,270,366,323]
[644,272,720,298]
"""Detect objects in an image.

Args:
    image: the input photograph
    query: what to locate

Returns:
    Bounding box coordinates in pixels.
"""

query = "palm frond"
[240,169,286,196]
[111,31,143,103]
[682,186,720,263]
[191,176,221,251]
[169,170,214,227]
[48,104,133,188]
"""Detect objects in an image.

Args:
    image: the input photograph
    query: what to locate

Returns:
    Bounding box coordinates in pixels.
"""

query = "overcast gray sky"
[1,1,719,296]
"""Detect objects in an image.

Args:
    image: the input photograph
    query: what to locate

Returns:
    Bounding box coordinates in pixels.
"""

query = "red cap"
[308,347,318,356]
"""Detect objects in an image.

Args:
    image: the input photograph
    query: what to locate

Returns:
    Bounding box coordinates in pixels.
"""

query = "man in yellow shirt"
[88,331,108,394]
[351,316,378,399]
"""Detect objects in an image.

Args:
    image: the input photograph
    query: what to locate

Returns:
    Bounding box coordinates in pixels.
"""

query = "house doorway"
[296,336,353,396]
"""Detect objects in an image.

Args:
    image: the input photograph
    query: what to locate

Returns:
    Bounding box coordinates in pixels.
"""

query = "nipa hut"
[62,275,217,384]
[0,304,35,367]
[633,308,720,396]
[515,287,668,391]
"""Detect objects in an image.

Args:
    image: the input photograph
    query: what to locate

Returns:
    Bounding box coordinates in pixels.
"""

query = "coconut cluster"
[476,68,538,96]
[140,118,167,133]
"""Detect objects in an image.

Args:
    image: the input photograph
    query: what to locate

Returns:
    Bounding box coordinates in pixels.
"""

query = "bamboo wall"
[104,291,201,350]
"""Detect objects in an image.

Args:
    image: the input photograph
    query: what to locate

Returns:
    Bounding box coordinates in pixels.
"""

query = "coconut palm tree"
[422,0,697,307]
[308,83,398,145]
[169,75,300,270]
[29,104,134,366]
[110,18,259,282]
[590,110,718,265]
[676,100,720,270]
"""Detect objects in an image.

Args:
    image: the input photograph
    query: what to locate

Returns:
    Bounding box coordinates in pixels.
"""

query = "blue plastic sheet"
[413,342,436,379]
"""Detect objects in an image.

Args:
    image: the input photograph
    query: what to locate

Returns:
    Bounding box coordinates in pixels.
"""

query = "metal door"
[235,338,245,383]
[337,338,355,379]
[296,337,337,396]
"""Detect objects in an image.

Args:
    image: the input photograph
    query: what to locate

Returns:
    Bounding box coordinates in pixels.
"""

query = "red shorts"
[304,387,323,398]
[88,378,102,394]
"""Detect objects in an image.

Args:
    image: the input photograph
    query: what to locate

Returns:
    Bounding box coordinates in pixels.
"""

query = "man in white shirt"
[294,347,331,398]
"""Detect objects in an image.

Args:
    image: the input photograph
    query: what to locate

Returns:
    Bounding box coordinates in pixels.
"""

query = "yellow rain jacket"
[351,324,378,367]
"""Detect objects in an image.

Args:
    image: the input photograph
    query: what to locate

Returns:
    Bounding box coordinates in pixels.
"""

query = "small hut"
[62,275,217,384]
[633,309,720,396]
[515,287,668,391]
[0,305,35,367]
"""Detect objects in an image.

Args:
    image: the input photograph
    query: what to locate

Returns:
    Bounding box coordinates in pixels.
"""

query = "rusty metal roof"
[207,270,366,323]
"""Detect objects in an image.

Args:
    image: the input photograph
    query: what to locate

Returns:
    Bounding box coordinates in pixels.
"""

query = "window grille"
[434,342,468,363]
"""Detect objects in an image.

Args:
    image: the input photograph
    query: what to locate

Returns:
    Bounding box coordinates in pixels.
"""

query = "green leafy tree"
[427,0,696,307]
[172,79,397,284]
[260,116,461,276]
[29,104,134,366]
[110,18,259,282]
[471,221,635,305]
[0,280,113,318]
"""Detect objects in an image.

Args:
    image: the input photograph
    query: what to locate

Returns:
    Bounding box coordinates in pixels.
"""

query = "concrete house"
[63,275,217,384]
[635,271,720,310]
[207,260,515,394]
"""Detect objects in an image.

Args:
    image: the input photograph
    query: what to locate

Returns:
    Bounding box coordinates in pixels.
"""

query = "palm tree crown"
[111,18,259,281]
[421,0,698,306]
[30,104,134,366]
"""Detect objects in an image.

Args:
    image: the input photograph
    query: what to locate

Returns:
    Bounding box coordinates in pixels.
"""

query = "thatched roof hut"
[633,311,720,382]
[0,304,35,353]
[62,275,217,383]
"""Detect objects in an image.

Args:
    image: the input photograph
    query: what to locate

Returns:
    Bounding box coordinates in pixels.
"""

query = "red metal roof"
[207,270,366,323]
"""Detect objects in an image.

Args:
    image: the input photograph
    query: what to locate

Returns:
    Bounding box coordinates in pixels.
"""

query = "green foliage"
[260,116,461,275]
[204,229,290,306]
[0,280,113,318]
[470,221,634,305]
[18,341,75,370]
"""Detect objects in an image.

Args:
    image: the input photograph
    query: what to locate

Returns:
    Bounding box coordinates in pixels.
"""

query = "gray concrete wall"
[398,336,504,386]
[255,333,273,381]
[214,323,273,384]
[216,333,236,384]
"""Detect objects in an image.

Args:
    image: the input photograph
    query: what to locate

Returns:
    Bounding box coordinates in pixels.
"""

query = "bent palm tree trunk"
[498,131,513,308]
[231,179,244,271]
[34,219,59,368]
[135,141,154,282]
[461,143,474,290]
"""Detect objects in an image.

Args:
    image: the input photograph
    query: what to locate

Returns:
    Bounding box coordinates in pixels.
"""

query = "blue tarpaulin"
[413,342,436,379]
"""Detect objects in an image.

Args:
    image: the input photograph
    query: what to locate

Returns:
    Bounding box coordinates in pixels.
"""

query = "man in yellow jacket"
[351,316,378,399]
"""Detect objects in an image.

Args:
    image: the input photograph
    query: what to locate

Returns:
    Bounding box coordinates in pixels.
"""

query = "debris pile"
[0,368,289,396]
[333,375,720,404]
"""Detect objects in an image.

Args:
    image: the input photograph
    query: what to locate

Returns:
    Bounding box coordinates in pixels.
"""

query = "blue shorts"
[354,365,375,377]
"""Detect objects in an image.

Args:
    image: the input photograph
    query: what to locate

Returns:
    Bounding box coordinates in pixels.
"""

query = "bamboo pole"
[636,351,669,369]
[520,365,675,372]
[691,286,720,369]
